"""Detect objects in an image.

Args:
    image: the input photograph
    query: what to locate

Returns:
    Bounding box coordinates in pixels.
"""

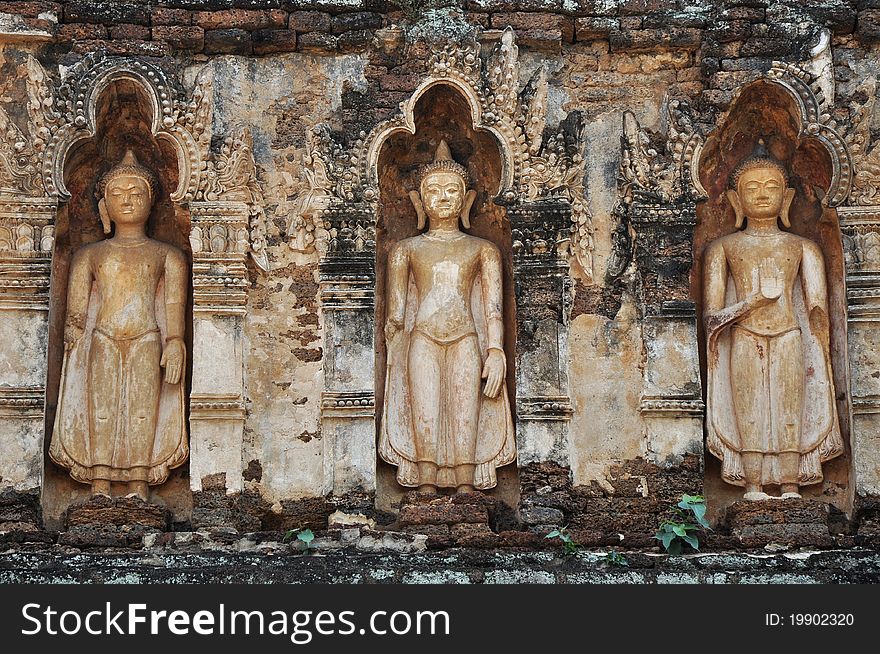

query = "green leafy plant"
[283,527,315,550]
[654,494,710,555]
[544,526,579,555]
[604,550,628,567]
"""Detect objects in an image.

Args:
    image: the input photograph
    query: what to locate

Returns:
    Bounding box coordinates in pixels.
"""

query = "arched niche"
[373,82,520,511]
[42,76,193,528]
[692,78,853,518]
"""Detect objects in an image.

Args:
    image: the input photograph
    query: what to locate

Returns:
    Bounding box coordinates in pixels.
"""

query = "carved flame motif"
[0,53,271,271]
[838,79,880,208]
[286,28,594,277]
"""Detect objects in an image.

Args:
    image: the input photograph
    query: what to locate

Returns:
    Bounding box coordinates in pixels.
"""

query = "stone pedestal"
[725,499,834,548]
[319,205,377,495]
[59,496,170,549]
[398,492,499,549]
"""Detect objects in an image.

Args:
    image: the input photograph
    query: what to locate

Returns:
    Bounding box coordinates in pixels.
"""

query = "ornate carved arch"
[42,52,203,204]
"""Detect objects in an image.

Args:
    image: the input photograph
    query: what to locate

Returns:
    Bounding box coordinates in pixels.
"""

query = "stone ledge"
[1,549,878,584]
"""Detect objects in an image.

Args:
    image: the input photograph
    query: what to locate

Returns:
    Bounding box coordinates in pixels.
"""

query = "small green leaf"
[682,533,700,550]
[672,524,688,537]
[544,530,561,539]
[297,528,315,545]
[655,530,676,549]
[690,503,710,528]
[282,529,297,542]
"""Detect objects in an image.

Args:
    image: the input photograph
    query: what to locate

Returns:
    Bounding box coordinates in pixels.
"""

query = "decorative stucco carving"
[764,62,852,208]
[0,52,270,271]
[286,28,593,278]
[608,98,705,284]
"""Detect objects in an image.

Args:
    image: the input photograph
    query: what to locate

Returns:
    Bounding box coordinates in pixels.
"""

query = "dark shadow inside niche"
[42,78,193,529]
[692,80,853,521]
[373,83,520,514]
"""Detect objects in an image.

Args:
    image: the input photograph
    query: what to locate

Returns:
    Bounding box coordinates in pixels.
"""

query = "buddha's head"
[727,141,795,228]
[410,140,477,230]
[97,150,157,234]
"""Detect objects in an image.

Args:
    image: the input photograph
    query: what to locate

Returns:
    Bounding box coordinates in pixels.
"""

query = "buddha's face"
[420,171,466,221]
[736,166,786,221]
[103,175,152,226]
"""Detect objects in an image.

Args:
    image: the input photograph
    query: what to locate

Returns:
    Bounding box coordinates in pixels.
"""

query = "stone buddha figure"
[379,140,516,493]
[703,142,844,501]
[49,150,189,502]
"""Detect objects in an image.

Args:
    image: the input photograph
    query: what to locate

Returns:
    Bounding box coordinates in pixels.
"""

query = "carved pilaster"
[613,105,706,469]
[838,206,880,495]
[510,199,572,467]
[0,196,55,491]
[188,201,249,493]
[319,203,376,494]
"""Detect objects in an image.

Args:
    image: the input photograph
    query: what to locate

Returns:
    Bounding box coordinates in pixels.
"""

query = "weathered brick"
[552,0,617,17]
[575,17,617,41]
[720,6,765,22]
[399,502,488,526]
[193,9,286,31]
[297,30,337,53]
[618,0,678,15]
[337,29,373,52]
[152,25,204,51]
[379,71,420,92]
[109,23,150,40]
[331,11,382,34]
[57,22,107,40]
[707,19,751,43]
[150,8,192,26]
[490,11,574,42]
[203,28,252,55]
[641,12,706,29]
[287,10,332,32]
[857,9,880,42]
[72,39,170,57]
[740,36,794,57]
[64,1,150,26]
[0,2,61,18]
[609,27,702,52]
[253,28,297,55]
[517,28,564,50]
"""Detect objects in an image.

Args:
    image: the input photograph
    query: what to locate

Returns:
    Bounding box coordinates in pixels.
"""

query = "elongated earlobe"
[780,187,795,228]
[726,189,745,229]
[460,189,477,229]
[97,198,112,235]
[409,190,427,230]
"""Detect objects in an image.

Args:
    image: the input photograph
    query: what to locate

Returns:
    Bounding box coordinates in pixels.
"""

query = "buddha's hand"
[481,348,506,399]
[385,319,403,344]
[63,323,84,351]
[161,338,186,385]
[757,261,784,303]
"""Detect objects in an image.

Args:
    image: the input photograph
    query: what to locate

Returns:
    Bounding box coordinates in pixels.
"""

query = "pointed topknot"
[417,139,470,187]
[97,149,158,197]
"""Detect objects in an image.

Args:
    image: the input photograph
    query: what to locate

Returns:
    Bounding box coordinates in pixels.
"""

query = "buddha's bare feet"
[417,484,437,495]
[91,480,111,498]
[126,481,149,502]
[743,491,772,501]
[455,484,475,494]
